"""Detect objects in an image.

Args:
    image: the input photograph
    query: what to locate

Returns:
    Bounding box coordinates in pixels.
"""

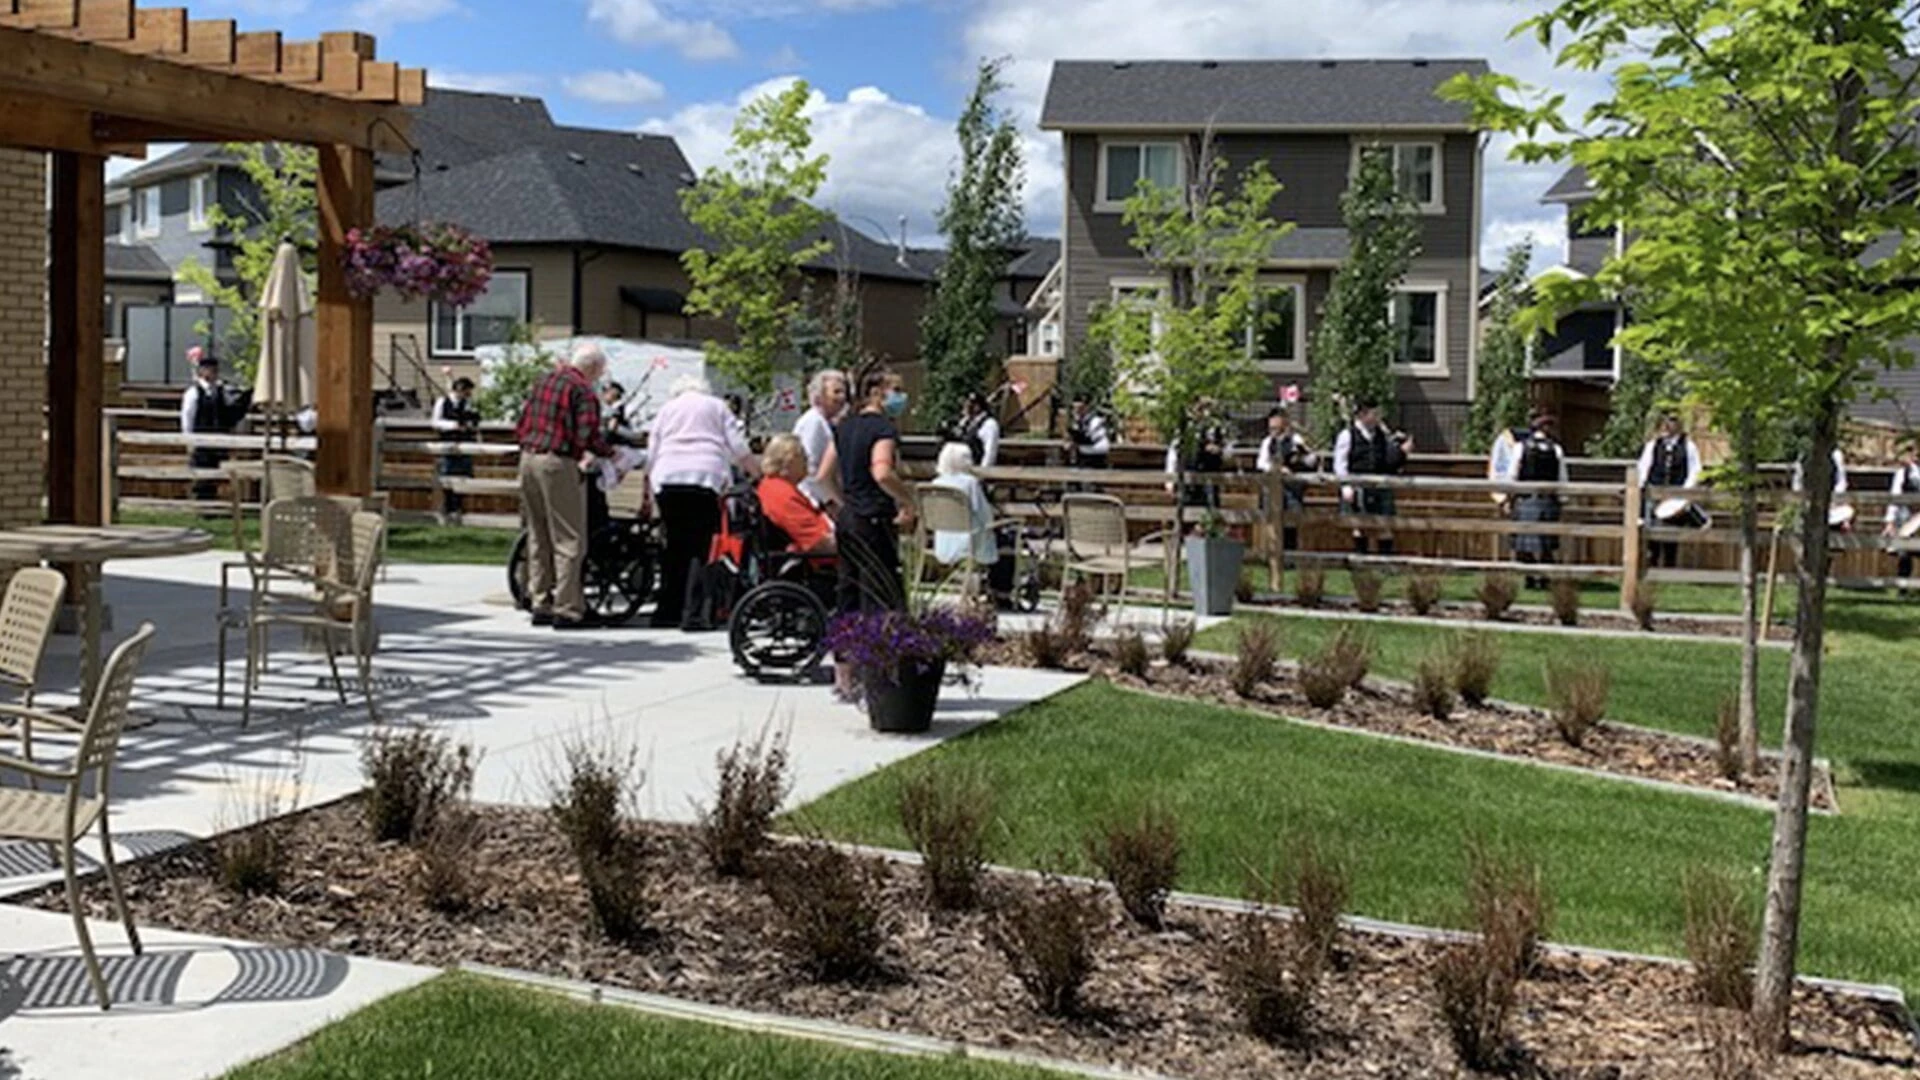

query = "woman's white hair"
[807,368,847,404]
[936,442,976,477]
[670,373,712,398]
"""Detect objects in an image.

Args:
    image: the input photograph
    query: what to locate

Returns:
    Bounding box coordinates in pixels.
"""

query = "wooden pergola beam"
[315,142,376,496]
[0,24,412,152]
[0,99,144,155]
[47,151,106,528]
[125,6,183,53]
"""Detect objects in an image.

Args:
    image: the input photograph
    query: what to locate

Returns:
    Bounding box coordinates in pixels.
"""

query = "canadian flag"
[651,355,669,370]
[1011,379,1029,396]
[1280,384,1302,404]
[777,388,797,410]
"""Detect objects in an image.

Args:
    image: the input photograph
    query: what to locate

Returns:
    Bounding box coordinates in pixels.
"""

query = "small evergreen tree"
[1585,349,1670,457]
[920,59,1027,427]
[177,143,317,382]
[1464,242,1535,453]
[680,80,831,404]
[1309,147,1420,441]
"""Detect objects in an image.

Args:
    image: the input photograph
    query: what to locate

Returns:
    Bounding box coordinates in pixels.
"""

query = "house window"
[188,174,212,232]
[1097,140,1181,210]
[1247,278,1306,372]
[136,187,161,239]
[1389,284,1448,373]
[1007,321,1029,357]
[431,269,529,357]
[1036,316,1062,359]
[1355,142,1443,213]
[1106,276,1168,375]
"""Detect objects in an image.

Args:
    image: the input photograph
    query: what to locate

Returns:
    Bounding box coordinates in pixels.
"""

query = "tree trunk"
[1737,411,1761,776]
[1752,406,1838,1049]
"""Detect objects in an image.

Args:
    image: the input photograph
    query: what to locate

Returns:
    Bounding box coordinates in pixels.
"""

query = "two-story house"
[1040,58,1488,449]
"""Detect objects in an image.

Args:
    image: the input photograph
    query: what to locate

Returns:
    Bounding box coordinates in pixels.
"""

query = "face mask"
[883,390,909,417]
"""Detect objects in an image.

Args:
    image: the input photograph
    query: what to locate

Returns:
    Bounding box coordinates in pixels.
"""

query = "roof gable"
[1040,59,1487,131]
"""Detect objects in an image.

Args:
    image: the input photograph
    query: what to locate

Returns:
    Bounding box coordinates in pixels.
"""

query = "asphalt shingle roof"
[1543,165,1593,203]
[1272,227,1351,263]
[104,243,172,280]
[1040,59,1487,130]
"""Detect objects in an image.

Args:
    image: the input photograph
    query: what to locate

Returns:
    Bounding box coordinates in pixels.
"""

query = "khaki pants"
[520,452,586,621]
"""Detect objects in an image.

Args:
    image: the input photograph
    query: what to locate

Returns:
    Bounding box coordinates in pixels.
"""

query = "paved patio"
[0,551,1087,1079]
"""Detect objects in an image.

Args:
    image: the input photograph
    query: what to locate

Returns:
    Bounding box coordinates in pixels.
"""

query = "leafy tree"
[1464,241,1535,453]
[1309,147,1419,441]
[681,80,831,403]
[473,323,557,422]
[176,143,317,383]
[1585,349,1671,457]
[921,58,1028,428]
[1447,0,1920,1045]
[789,269,864,375]
[1085,139,1291,517]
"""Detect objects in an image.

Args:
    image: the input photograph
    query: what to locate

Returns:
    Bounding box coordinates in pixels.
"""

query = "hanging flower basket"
[342,223,494,307]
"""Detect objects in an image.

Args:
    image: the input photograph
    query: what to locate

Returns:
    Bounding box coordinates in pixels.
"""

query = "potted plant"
[1186,510,1245,617]
[341,222,494,307]
[824,606,995,733]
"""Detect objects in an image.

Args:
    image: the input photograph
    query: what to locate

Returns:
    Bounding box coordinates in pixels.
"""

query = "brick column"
[0,149,47,529]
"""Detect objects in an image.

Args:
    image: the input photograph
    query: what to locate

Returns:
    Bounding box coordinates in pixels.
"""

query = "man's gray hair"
[807,368,847,405]
[569,342,608,371]
[670,372,712,398]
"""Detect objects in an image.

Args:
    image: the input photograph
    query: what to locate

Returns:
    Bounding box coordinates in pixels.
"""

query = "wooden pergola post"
[47,150,105,527]
[315,142,375,496]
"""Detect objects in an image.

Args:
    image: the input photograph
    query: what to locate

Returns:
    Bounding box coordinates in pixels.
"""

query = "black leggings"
[654,486,721,627]
[835,509,904,614]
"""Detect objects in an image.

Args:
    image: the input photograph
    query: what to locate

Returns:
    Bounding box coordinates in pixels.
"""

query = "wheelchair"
[710,486,837,681]
[507,482,662,625]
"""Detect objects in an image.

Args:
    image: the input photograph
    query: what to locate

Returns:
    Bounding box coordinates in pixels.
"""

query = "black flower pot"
[867,659,946,734]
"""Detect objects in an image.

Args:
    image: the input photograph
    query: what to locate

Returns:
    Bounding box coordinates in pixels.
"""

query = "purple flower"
[823,607,995,692]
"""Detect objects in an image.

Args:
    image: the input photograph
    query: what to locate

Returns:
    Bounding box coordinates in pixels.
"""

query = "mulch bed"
[1246,596,1761,640]
[25,799,1912,1079]
[979,640,1837,812]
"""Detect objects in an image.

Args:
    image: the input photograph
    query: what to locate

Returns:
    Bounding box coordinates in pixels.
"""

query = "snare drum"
[1829,504,1857,530]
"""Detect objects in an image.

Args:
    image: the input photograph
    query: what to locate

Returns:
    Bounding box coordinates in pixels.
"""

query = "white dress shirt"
[1791,448,1849,495]
[1889,463,1919,524]
[976,416,1001,469]
[1636,436,1704,489]
[180,377,217,435]
[1256,432,1313,473]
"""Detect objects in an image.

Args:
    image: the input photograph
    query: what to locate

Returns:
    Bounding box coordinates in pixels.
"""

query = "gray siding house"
[1040,58,1489,450]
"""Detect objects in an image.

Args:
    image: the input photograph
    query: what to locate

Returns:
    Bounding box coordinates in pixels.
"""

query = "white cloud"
[643,79,1049,249]
[962,0,1612,262]
[563,70,669,107]
[429,70,546,96]
[588,0,740,62]
[347,0,461,28]
[766,44,805,70]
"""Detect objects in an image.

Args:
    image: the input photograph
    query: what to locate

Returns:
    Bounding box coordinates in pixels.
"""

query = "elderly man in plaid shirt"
[517,342,615,629]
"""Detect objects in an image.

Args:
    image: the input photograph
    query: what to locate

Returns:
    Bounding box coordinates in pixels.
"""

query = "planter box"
[866,659,946,734]
[1185,536,1244,617]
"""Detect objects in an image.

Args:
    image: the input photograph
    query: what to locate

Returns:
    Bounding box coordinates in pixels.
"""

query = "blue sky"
[179,0,1601,267]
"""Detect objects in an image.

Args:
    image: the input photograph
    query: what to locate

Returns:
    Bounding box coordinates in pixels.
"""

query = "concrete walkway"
[0,552,1083,1078]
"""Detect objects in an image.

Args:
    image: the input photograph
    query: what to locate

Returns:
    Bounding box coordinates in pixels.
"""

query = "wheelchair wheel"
[1015,568,1043,613]
[729,580,829,680]
[507,530,531,610]
[583,522,657,625]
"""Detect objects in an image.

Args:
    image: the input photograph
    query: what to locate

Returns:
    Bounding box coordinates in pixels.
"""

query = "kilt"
[1513,494,1561,556]
[1341,487,1397,517]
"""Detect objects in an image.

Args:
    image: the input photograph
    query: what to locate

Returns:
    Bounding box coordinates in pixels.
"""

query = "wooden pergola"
[0,0,429,515]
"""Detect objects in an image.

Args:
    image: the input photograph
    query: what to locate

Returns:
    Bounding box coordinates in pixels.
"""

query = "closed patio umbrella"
[254,241,316,449]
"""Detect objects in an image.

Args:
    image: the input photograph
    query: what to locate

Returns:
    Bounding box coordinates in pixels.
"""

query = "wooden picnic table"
[0,525,212,702]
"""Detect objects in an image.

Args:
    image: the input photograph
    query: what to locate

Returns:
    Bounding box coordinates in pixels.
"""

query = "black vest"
[1517,431,1561,483]
[191,382,224,434]
[958,413,988,465]
[441,396,481,431]
[1189,424,1227,473]
[1648,435,1690,486]
[1346,423,1395,475]
[1264,432,1307,472]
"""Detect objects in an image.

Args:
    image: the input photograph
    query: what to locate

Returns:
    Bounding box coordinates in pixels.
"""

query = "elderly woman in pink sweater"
[645,374,760,629]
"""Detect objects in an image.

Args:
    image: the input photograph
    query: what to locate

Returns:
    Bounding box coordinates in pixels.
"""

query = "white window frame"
[430,269,530,358]
[1349,140,1445,215]
[1105,274,1169,377]
[1095,138,1184,213]
[117,203,133,245]
[188,174,212,232]
[136,187,161,239]
[1388,280,1450,377]
[1247,274,1308,375]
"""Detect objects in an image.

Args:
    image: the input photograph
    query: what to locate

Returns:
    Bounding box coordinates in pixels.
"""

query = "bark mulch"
[24,800,1910,1079]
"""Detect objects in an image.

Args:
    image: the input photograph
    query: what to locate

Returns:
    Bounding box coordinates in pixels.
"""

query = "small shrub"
[1024,623,1068,669]
[583,845,655,947]
[1548,578,1581,626]
[414,808,482,914]
[698,727,791,877]
[1230,620,1280,698]
[1414,648,1457,720]
[1236,576,1256,604]
[549,736,641,865]
[1086,802,1181,930]
[1406,572,1443,616]
[992,874,1105,1016]
[1433,939,1518,1073]
[765,839,888,981]
[1297,648,1349,710]
[1683,865,1759,1011]
[1632,582,1659,631]
[1351,568,1384,613]
[897,766,994,911]
[1451,632,1501,708]
[1113,626,1151,679]
[1476,572,1518,621]
[1286,835,1351,976]
[1160,619,1196,667]
[1057,579,1103,653]
[1295,567,1326,609]
[1325,626,1372,690]
[1715,693,1744,783]
[1464,838,1552,984]
[362,726,475,845]
[1544,659,1611,748]
[217,826,284,897]
[1220,902,1318,1044]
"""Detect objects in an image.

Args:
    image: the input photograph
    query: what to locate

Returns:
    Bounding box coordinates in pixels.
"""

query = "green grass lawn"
[119,508,515,566]
[225,973,1064,1080]
[795,592,1920,996]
